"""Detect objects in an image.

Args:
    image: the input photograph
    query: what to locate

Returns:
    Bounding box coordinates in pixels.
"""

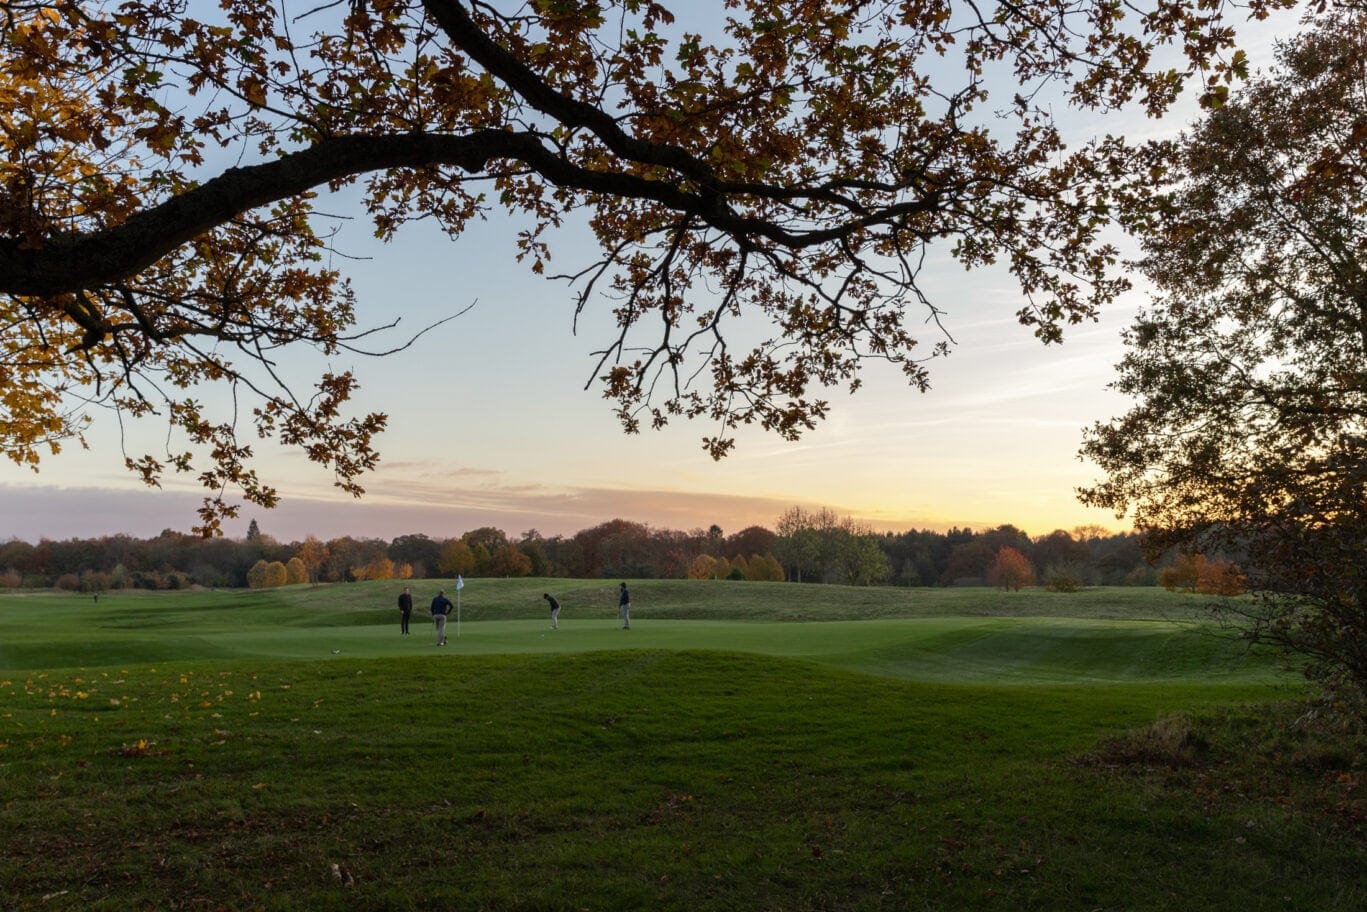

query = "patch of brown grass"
[1079,712,1208,770]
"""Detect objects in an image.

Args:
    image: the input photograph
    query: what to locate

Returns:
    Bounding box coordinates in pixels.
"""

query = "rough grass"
[0,582,1359,911]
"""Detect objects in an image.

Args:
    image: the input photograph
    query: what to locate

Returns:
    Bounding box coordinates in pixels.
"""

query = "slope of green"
[0,583,1281,687]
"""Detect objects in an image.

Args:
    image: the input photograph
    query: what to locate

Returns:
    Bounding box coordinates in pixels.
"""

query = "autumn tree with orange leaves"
[988,546,1034,592]
[0,0,1293,533]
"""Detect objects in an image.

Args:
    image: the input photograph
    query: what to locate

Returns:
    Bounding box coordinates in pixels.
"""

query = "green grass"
[0,582,1360,911]
[0,580,1271,683]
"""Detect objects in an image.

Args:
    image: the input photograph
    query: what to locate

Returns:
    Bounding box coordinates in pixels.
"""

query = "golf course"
[1,580,1361,910]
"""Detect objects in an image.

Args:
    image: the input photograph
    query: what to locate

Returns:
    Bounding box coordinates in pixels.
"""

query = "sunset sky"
[0,6,1296,546]
[0,211,1144,543]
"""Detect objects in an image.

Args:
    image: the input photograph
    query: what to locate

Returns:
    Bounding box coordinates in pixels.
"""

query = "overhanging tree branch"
[0,127,957,297]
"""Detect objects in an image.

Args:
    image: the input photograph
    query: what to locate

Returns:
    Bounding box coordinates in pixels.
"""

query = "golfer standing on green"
[618,582,631,630]
[431,589,454,646]
[397,586,413,635]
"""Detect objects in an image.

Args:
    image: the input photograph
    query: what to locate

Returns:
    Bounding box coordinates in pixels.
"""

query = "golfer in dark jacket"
[398,587,413,635]
[431,590,454,645]
[618,582,631,629]
[543,593,560,630]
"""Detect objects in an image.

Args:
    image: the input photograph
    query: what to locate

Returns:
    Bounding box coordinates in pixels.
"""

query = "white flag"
[456,575,464,590]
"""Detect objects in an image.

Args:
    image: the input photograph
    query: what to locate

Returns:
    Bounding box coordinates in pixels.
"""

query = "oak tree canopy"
[1080,6,1367,709]
[0,0,1289,532]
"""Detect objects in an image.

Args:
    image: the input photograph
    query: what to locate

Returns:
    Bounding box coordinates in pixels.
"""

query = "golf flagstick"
[456,574,464,638]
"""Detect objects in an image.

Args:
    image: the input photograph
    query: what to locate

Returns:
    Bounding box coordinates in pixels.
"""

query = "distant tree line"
[772,508,1163,590]
[0,511,1184,592]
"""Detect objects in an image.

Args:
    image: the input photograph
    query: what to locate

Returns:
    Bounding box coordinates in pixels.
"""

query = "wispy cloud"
[0,481,987,544]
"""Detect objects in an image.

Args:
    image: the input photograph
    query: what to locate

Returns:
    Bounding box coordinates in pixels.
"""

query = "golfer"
[397,586,413,635]
[618,582,631,629]
[543,592,560,630]
[431,589,454,646]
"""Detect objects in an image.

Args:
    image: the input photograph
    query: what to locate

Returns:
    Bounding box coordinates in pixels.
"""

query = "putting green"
[1,611,1283,686]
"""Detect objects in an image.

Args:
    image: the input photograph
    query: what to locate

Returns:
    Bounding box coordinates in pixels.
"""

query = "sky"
[0,4,1298,545]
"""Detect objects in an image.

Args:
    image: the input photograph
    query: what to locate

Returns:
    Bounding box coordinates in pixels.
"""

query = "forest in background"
[0,508,1198,593]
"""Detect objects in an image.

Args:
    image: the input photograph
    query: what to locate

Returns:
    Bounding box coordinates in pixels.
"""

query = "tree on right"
[1081,6,1367,716]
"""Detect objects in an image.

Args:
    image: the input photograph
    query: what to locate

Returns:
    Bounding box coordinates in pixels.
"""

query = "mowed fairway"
[0,581,1287,686]
[1,581,1360,911]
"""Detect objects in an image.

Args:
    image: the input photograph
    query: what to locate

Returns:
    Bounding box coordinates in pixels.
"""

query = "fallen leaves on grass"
[116,738,166,758]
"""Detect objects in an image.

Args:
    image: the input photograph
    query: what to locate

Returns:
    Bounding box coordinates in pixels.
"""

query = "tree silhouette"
[1081,8,1367,711]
